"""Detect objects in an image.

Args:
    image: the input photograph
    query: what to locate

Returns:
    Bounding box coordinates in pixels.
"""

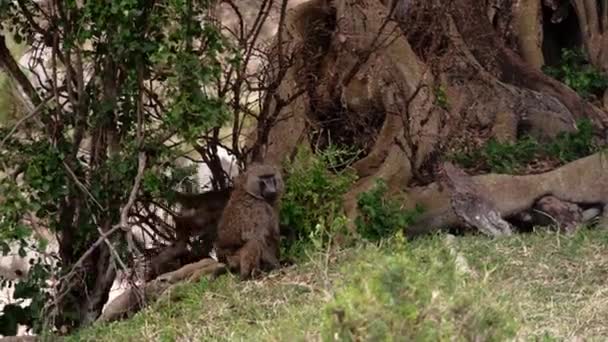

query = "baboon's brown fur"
[214,163,284,279]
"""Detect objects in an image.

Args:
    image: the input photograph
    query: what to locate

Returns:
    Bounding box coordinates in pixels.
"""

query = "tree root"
[439,162,513,236]
[407,152,608,236]
[97,258,226,323]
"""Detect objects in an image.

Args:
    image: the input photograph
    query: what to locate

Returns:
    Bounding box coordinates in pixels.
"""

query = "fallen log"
[407,152,608,236]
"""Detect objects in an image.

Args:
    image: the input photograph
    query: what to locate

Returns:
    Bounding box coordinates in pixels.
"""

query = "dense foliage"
[0,0,237,332]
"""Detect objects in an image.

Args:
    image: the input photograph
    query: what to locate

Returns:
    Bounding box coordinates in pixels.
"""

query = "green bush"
[543,48,608,100]
[279,146,357,260]
[355,179,423,241]
[546,118,596,162]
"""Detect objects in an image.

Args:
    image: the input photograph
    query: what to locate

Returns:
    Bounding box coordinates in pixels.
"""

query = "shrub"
[0,0,234,331]
[482,136,540,174]
[355,179,423,241]
[279,146,357,260]
[546,118,596,162]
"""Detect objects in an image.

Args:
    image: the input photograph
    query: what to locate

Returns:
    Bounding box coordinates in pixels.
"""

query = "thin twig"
[62,160,104,210]
[91,215,130,277]
[121,152,147,230]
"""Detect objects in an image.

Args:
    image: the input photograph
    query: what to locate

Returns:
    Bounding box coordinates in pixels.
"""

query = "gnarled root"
[407,152,608,236]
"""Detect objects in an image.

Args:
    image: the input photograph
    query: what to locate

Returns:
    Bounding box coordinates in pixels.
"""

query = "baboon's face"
[243,163,284,203]
[258,174,279,203]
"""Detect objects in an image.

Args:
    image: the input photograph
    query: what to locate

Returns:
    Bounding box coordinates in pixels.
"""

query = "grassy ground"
[68,227,608,341]
[457,228,608,339]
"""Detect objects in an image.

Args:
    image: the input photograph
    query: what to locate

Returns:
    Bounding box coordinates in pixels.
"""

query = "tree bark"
[571,0,608,71]
[514,0,545,69]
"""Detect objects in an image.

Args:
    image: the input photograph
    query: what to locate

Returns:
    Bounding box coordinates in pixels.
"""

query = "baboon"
[214,163,284,279]
[174,189,232,254]
[145,189,231,281]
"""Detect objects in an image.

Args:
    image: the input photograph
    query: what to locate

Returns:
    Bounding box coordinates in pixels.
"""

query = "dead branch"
[121,152,148,230]
[0,337,41,342]
[0,34,42,108]
[98,258,226,323]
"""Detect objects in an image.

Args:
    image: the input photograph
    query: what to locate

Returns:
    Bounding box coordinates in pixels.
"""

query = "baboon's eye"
[259,178,266,191]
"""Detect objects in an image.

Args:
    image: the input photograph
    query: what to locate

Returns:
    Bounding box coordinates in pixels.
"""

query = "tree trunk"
[255,0,608,233]
[571,0,608,72]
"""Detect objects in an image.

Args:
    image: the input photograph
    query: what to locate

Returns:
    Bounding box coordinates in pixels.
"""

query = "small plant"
[279,146,357,260]
[448,148,480,169]
[482,136,540,173]
[547,118,597,162]
[355,179,423,241]
[543,48,608,100]
[434,85,449,110]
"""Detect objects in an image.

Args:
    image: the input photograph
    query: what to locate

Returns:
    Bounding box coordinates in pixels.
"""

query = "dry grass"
[455,227,608,340]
